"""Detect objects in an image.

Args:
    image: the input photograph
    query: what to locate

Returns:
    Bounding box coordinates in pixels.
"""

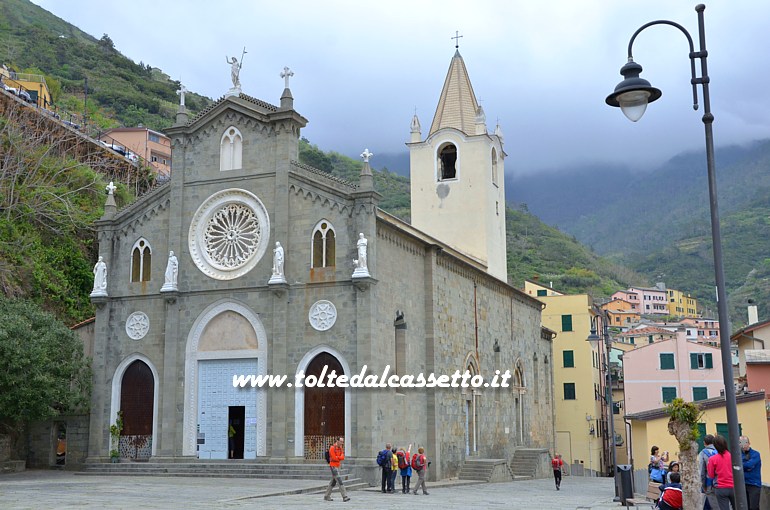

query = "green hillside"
[0,0,212,131]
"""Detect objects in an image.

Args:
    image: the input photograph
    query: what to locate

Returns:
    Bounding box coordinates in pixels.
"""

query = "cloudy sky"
[30,0,770,175]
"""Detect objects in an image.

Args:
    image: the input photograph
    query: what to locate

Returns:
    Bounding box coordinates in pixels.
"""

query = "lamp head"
[587,327,601,344]
[606,60,662,122]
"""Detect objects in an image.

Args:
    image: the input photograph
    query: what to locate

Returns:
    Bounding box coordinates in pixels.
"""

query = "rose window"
[204,204,261,269]
[189,189,270,280]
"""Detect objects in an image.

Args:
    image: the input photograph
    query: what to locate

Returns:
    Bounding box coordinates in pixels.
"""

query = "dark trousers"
[714,487,735,510]
[553,469,562,488]
[389,469,397,491]
[381,467,392,492]
[401,475,411,493]
[746,484,761,510]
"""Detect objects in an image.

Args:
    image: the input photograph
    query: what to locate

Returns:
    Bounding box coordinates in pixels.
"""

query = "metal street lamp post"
[588,310,620,502]
[605,4,747,509]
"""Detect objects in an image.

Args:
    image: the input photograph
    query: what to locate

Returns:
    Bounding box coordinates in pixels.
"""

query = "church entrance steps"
[458,458,511,482]
[78,462,353,480]
[510,448,550,479]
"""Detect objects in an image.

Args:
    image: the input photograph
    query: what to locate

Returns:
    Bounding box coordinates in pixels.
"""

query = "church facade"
[87,50,554,480]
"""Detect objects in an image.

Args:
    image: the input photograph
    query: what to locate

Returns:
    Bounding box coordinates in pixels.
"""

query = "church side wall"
[365,224,429,459]
[429,255,552,479]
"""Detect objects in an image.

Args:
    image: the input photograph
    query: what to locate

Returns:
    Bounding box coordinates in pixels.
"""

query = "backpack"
[376,449,390,467]
[324,448,331,464]
[411,453,425,470]
[701,447,717,487]
[397,451,408,470]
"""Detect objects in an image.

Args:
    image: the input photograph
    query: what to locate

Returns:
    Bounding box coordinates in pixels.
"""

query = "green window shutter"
[716,423,728,439]
[705,353,713,369]
[561,315,573,332]
[564,383,576,400]
[537,289,547,296]
[715,422,742,449]
[693,387,708,401]
[563,350,574,368]
[662,387,677,403]
[696,423,706,452]
[660,353,675,370]
[690,353,698,369]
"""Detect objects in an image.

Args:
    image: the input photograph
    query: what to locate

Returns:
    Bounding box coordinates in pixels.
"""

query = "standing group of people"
[323,438,431,503]
[649,433,762,510]
[699,434,762,510]
[377,443,430,495]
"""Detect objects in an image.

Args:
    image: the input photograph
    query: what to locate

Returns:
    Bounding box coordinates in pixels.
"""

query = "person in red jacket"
[657,472,683,510]
[707,435,735,510]
[551,453,564,490]
[324,437,350,502]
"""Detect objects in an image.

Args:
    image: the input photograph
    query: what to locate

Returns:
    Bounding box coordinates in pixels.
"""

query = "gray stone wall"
[27,415,90,470]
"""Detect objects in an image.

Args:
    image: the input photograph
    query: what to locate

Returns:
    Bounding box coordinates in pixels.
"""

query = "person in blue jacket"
[740,436,762,510]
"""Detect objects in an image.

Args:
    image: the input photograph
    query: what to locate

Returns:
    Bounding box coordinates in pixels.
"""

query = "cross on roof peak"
[452,30,463,49]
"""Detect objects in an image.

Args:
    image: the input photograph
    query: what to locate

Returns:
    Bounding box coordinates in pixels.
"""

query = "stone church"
[86,49,554,481]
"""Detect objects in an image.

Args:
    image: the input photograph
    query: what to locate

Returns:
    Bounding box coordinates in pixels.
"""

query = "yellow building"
[666,288,698,317]
[0,68,52,108]
[524,280,605,475]
[626,391,770,484]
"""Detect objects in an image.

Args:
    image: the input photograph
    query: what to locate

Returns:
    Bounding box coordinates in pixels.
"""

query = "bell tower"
[408,48,507,282]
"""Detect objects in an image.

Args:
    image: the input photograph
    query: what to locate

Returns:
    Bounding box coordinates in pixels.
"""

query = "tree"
[0,297,91,451]
[665,398,703,509]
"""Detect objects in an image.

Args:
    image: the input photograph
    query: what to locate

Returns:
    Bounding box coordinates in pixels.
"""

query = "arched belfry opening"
[438,143,457,180]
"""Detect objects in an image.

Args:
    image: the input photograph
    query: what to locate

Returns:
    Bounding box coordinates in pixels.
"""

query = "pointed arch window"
[220,126,243,171]
[131,238,152,282]
[437,142,457,180]
[491,147,498,186]
[311,220,336,268]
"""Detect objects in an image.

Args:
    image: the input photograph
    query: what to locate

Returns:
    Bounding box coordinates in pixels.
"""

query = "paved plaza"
[0,470,631,509]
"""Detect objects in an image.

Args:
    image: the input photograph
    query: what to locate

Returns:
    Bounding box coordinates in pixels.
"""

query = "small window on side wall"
[311,220,336,268]
[491,147,498,185]
[437,143,457,180]
[131,238,152,282]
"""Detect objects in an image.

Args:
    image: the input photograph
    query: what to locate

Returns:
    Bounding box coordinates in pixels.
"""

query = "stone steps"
[509,449,543,478]
[458,459,510,482]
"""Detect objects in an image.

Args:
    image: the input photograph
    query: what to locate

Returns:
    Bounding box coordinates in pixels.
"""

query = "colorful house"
[622,328,723,415]
[524,280,606,475]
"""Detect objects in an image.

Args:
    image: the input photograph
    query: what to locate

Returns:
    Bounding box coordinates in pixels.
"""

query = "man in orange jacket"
[324,437,350,502]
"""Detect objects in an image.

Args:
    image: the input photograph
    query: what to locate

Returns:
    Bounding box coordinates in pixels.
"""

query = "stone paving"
[0,470,632,509]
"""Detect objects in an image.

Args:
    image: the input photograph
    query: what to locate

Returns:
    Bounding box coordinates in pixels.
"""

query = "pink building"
[622,328,723,414]
[611,291,640,312]
[627,286,668,315]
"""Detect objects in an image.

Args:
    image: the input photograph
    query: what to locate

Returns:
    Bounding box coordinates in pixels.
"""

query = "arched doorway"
[120,360,154,460]
[513,360,526,446]
[464,357,479,456]
[303,352,344,460]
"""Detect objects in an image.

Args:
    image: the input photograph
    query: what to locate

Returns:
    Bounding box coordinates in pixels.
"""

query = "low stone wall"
[26,415,90,470]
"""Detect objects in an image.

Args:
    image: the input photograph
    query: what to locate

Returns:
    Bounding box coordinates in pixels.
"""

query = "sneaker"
[343,496,351,502]
[324,497,333,501]
[423,492,429,495]
[413,491,418,495]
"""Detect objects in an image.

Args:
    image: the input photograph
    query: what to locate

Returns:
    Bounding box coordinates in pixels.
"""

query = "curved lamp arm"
[625,19,699,111]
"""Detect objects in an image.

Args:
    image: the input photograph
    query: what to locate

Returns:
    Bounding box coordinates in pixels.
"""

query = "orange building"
[100,127,172,178]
